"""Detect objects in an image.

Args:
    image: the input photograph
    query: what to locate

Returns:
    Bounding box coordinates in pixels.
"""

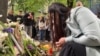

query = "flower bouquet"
[21,30,46,56]
[0,21,15,56]
[0,20,48,56]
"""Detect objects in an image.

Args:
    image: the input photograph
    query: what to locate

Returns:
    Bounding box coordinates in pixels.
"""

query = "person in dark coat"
[30,12,37,39]
[15,11,23,24]
[22,13,34,38]
[7,10,16,22]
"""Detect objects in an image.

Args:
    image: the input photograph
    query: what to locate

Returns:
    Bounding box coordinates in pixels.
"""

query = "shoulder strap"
[74,7,84,38]
[74,7,82,25]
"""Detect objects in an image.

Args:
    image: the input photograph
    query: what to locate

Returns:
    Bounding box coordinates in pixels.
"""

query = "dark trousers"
[45,29,51,41]
[39,30,46,41]
[59,42,86,56]
[32,26,36,39]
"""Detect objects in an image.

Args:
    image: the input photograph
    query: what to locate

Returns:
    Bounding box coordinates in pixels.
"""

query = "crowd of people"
[7,10,51,42]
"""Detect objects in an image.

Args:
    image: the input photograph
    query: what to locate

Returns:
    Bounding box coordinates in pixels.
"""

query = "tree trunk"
[0,0,8,23]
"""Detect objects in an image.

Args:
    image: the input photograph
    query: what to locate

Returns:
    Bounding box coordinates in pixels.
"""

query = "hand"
[56,37,66,47]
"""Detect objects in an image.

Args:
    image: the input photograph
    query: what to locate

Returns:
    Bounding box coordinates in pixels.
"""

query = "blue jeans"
[39,30,45,41]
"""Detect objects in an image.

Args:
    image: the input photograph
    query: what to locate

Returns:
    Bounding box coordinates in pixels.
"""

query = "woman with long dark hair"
[48,3,70,45]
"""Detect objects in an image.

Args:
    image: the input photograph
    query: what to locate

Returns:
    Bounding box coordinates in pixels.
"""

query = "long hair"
[40,16,45,23]
[48,2,70,45]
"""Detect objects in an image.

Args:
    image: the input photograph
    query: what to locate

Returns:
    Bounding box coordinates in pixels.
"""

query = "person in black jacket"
[7,10,16,22]
[30,12,37,39]
[15,11,23,24]
[23,12,34,38]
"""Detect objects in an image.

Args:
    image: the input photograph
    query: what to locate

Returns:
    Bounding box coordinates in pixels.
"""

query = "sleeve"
[20,16,24,24]
[65,35,73,42]
[66,7,100,46]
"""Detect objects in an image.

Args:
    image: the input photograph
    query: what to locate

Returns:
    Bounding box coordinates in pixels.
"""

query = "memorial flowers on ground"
[0,21,47,56]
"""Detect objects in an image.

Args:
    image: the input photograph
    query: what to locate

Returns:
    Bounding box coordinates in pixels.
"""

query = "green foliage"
[82,0,89,7]
[16,0,46,13]
[22,38,43,56]
[3,34,15,56]
[14,0,90,14]
[15,0,67,13]
[0,21,15,56]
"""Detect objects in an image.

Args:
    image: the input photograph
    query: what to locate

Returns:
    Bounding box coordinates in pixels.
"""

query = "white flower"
[0,32,8,43]
[8,22,19,27]
[7,19,11,23]
[10,22,18,26]
[4,23,8,27]
[19,24,25,30]
[3,32,8,37]
[33,40,40,46]
[0,25,4,30]
[0,32,8,48]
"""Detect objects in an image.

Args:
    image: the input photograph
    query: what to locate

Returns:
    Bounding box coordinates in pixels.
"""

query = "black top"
[7,14,16,22]
[22,13,35,26]
[15,15,23,24]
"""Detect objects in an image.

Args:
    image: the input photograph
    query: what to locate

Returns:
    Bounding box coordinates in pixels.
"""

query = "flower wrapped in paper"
[0,21,47,56]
